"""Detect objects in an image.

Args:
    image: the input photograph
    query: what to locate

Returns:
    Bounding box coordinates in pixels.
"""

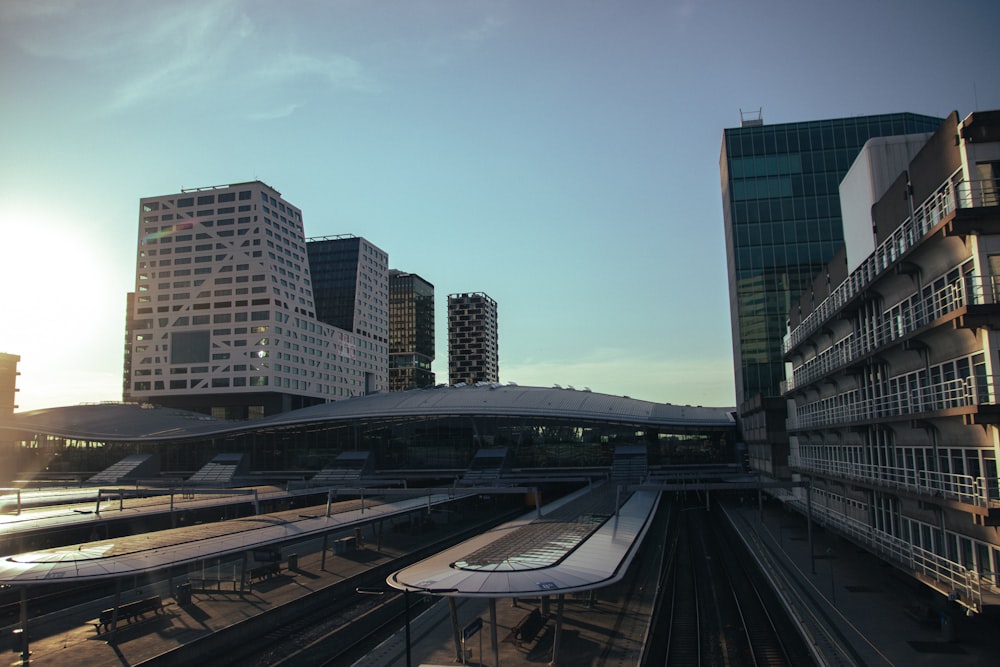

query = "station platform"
[0,523,409,666]
[359,498,1000,666]
[725,500,1000,666]
[10,493,999,666]
[357,489,666,667]
[1,486,663,667]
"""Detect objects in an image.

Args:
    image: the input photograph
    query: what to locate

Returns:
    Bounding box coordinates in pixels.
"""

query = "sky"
[1,0,998,412]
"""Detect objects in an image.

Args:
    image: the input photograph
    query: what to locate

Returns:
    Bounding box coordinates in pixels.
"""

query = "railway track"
[207,507,522,667]
[652,499,814,666]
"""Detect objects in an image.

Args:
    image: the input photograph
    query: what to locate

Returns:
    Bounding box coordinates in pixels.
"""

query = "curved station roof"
[0,491,468,585]
[0,385,734,443]
[388,482,660,597]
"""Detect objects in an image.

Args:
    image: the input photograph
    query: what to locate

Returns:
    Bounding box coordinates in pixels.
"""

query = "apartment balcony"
[784,173,1000,356]
[788,374,1000,431]
[790,456,1000,520]
[782,276,1000,394]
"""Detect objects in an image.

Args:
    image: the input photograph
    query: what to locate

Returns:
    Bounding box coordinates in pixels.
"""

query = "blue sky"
[1,0,998,412]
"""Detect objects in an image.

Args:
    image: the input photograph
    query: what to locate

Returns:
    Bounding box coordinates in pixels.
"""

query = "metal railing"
[789,375,989,429]
[784,495,993,613]
[788,457,1000,508]
[783,275,994,393]
[784,173,999,355]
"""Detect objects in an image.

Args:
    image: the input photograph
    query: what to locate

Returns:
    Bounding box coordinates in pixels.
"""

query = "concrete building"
[0,353,20,415]
[782,110,1000,613]
[0,353,20,483]
[448,292,498,385]
[306,235,389,396]
[387,270,435,391]
[720,111,943,477]
[126,181,384,418]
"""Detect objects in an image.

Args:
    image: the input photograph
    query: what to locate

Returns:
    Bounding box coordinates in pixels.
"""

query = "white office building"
[126,181,387,418]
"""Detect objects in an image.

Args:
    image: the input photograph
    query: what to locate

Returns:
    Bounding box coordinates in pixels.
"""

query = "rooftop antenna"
[740,107,763,127]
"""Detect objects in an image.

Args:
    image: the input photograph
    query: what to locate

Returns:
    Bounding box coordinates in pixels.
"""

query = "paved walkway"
[726,499,1000,666]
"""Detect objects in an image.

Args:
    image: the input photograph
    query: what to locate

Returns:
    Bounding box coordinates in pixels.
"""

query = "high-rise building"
[782,109,1000,613]
[306,235,389,396]
[0,353,19,415]
[0,352,19,483]
[448,292,498,385]
[126,181,385,418]
[720,111,943,476]
[123,291,135,402]
[388,270,435,391]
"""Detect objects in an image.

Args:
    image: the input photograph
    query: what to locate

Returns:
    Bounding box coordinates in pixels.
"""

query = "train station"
[2,384,1000,664]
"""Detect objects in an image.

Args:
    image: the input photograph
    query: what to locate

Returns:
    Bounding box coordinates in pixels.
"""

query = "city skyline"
[2,0,999,412]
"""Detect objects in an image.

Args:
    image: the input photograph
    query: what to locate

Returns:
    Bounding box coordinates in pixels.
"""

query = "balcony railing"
[783,173,999,355]
[783,275,995,393]
[789,456,1000,508]
[788,375,989,430]
[785,498,992,612]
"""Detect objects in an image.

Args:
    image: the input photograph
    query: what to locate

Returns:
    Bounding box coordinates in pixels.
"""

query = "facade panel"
[127,181,386,417]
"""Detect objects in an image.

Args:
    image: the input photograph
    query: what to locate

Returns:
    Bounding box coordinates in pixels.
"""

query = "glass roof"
[453,515,608,571]
[453,486,619,571]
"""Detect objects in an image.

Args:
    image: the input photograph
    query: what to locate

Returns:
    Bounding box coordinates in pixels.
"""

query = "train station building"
[0,383,736,481]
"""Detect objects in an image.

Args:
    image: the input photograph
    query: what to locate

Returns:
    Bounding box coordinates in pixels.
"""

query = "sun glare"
[0,204,130,408]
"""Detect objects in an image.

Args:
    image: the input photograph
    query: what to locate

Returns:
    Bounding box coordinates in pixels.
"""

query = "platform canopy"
[388,483,660,597]
[0,492,465,585]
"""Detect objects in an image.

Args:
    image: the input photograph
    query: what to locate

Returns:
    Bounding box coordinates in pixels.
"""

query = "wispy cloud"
[1,0,378,114]
[461,15,505,43]
[675,2,699,19]
[0,0,79,21]
[104,3,253,111]
[248,103,303,121]
[252,52,379,93]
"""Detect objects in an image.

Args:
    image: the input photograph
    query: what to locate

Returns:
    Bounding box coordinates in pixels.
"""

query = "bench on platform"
[245,562,282,585]
[92,595,165,634]
[188,577,241,593]
[508,607,546,646]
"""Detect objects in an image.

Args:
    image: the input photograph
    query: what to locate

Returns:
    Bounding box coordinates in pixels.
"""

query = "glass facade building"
[721,112,943,406]
[306,235,390,396]
[388,270,436,391]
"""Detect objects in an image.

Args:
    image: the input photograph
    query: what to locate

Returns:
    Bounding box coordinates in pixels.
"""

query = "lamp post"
[357,585,458,667]
[826,548,836,605]
[357,587,409,666]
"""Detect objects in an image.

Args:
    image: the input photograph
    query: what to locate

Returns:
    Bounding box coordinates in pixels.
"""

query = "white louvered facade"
[126,181,386,416]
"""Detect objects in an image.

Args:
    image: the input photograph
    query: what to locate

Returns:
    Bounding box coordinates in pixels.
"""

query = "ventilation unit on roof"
[739,107,763,127]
